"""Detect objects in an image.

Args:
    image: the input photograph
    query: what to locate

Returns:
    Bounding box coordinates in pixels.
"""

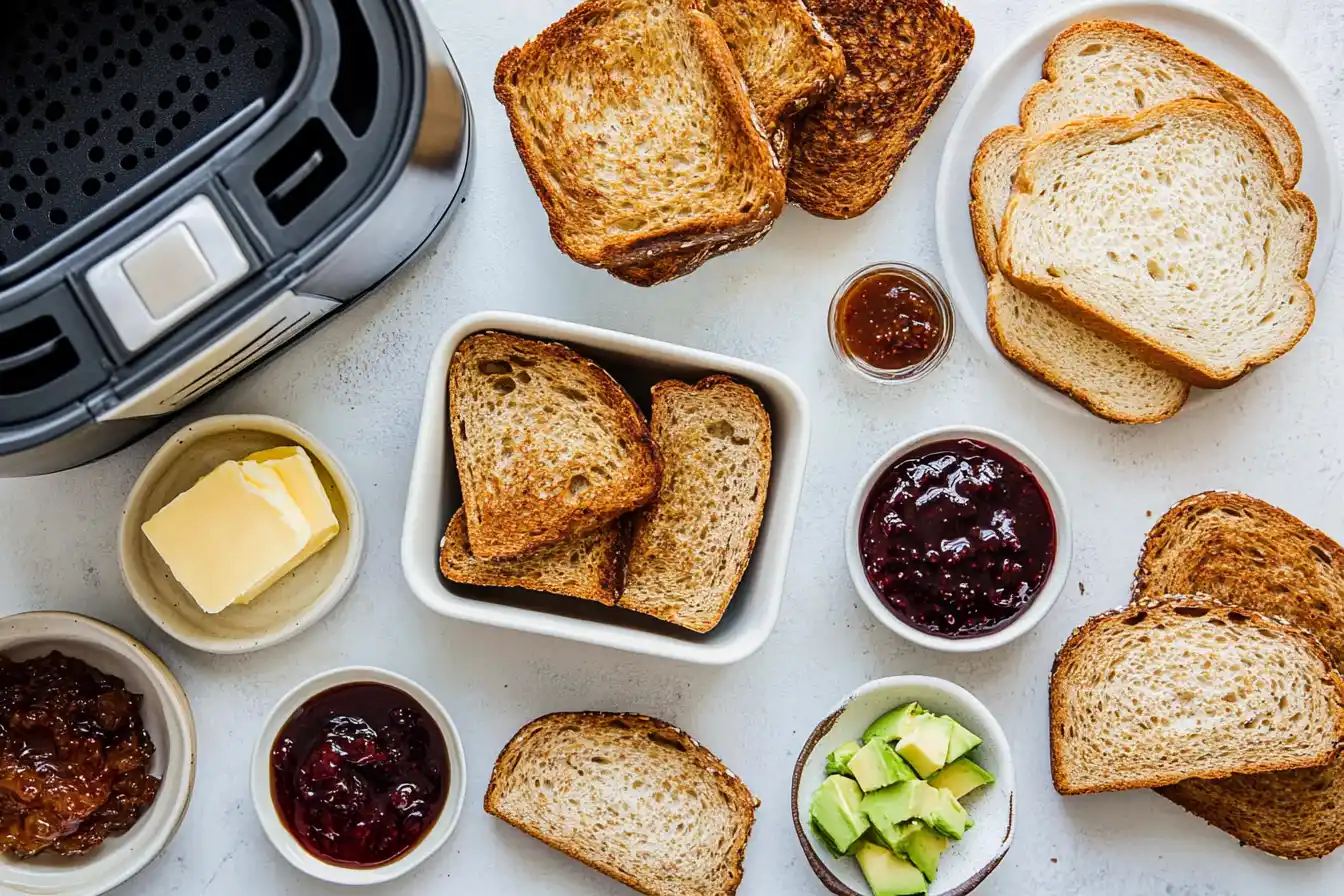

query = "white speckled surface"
[0,0,1341,893]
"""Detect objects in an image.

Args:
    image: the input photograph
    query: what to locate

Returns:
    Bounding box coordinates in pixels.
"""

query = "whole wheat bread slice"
[1050,596,1344,795]
[1133,492,1344,857]
[439,509,624,605]
[999,98,1317,388]
[787,0,973,219]
[485,713,758,896]
[494,0,784,272]
[449,332,660,560]
[1020,20,1303,186]
[620,377,771,633]
[971,126,1189,423]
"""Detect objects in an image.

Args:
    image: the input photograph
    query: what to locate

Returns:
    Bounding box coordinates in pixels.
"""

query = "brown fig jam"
[859,439,1056,638]
[270,683,448,867]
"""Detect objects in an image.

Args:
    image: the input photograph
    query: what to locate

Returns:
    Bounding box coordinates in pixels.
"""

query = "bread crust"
[484,712,759,896]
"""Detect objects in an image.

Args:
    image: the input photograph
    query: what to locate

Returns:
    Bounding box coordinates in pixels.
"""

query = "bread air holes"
[478,360,512,375]
[1172,606,1210,618]
[555,385,587,402]
[1310,545,1332,567]
[492,376,516,394]
[568,475,591,497]
[648,732,686,752]
[1122,612,1148,625]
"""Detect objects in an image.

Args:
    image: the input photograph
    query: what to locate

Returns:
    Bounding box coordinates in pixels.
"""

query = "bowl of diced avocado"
[791,676,1014,896]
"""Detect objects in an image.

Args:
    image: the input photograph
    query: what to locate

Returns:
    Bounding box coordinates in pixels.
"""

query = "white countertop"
[1,0,1342,893]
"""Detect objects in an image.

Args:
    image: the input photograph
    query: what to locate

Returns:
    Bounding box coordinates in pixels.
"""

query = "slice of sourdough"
[1020,20,1303,186]
[788,0,973,219]
[971,126,1188,423]
[449,332,659,560]
[1050,596,1344,795]
[438,509,624,605]
[1134,492,1344,857]
[620,377,771,633]
[999,98,1317,388]
[494,0,784,272]
[485,713,758,896]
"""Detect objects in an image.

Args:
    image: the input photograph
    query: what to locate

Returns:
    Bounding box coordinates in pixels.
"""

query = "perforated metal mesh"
[0,0,300,272]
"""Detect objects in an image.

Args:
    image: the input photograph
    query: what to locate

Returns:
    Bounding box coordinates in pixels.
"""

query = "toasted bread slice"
[449,332,659,560]
[787,0,973,219]
[494,0,784,271]
[620,377,771,633]
[999,99,1317,388]
[438,509,624,605]
[971,126,1189,423]
[485,713,758,896]
[1134,492,1344,857]
[1020,20,1303,186]
[1050,596,1344,795]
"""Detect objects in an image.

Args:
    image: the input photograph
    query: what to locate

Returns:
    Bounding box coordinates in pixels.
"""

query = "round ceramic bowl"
[119,414,365,654]
[845,425,1072,653]
[793,676,1015,896]
[828,262,956,385]
[250,666,467,886]
[0,612,196,896]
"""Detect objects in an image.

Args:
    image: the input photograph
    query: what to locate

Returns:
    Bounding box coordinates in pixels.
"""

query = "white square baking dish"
[401,311,810,664]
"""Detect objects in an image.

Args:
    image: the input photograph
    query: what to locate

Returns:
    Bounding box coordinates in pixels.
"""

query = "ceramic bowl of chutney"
[845,426,1071,652]
[250,666,466,885]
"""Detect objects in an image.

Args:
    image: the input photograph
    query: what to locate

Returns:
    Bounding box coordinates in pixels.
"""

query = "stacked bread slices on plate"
[1050,492,1344,858]
[971,21,1318,424]
[443,332,771,633]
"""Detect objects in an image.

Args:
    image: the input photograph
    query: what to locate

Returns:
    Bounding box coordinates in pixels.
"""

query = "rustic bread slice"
[620,377,771,633]
[1134,492,1344,857]
[494,0,784,271]
[999,98,1317,388]
[1050,596,1344,795]
[439,509,624,605]
[788,0,973,219]
[971,126,1189,423]
[449,332,659,560]
[485,713,758,896]
[1020,19,1303,186]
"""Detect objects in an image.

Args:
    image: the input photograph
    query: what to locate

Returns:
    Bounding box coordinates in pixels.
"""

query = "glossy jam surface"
[859,439,1056,638]
[0,651,160,857]
[271,683,448,867]
[836,270,945,370]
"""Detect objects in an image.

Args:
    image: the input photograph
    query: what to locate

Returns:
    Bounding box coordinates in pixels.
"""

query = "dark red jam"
[859,439,1056,638]
[270,683,448,867]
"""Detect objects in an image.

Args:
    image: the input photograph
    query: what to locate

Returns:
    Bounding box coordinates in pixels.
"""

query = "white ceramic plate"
[401,311,811,665]
[935,0,1342,418]
[0,612,196,896]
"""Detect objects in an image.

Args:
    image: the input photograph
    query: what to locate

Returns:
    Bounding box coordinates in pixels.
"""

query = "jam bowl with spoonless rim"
[828,262,955,384]
[844,426,1072,652]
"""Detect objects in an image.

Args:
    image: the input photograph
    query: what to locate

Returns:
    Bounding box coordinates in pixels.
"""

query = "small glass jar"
[828,262,955,384]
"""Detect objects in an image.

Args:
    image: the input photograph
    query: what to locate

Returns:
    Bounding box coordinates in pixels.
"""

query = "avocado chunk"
[826,740,863,776]
[898,822,949,881]
[810,774,869,856]
[855,841,929,896]
[863,780,971,842]
[895,715,954,778]
[943,717,984,764]
[925,787,972,840]
[863,703,928,744]
[929,757,995,800]
[849,738,918,792]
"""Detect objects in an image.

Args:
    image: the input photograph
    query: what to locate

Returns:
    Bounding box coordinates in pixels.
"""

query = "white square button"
[122,223,217,319]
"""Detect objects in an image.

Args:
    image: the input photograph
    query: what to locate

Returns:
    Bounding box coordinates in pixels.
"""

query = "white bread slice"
[1050,596,1344,795]
[485,713,758,896]
[1020,20,1303,186]
[999,98,1317,388]
[971,126,1189,423]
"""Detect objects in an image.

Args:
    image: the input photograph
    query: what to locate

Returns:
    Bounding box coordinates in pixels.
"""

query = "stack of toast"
[1050,492,1344,859]
[440,331,771,634]
[496,0,972,285]
[971,21,1317,424]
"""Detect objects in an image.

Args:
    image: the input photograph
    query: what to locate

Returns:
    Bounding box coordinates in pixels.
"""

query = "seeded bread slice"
[971,126,1189,423]
[485,713,758,896]
[620,377,771,633]
[1134,492,1344,858]
[449,332,660,560]
[1049,596,1344,795]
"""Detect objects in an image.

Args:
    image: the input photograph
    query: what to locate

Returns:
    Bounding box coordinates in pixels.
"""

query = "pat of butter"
[142,460,313,614]
[234,446,341,604]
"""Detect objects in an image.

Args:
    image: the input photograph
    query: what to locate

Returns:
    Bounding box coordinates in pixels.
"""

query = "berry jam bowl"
[251,667,466,885]
[845,426,1072,653]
